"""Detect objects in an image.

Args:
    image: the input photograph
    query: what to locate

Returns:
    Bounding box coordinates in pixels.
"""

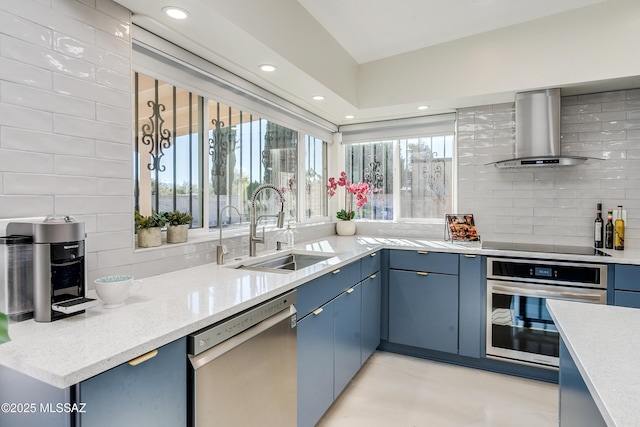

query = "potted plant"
[164,210,193,244]
[0,312,9,345]
[326,171,371,236]
[135,210,167,248]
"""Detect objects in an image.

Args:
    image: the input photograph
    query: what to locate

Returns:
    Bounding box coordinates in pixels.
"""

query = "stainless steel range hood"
[490,88,597,168]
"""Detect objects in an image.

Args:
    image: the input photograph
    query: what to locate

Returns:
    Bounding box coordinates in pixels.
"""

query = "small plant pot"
[167,224,189,244]
[138,227,162,248]
[336,220,356,236]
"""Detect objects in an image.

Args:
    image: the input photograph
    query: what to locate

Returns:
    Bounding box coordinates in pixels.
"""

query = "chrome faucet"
[216,205,241,265]
[249,184,285,256]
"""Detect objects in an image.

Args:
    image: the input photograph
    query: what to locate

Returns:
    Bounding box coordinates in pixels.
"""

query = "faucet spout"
[249,184,285,257]
[217,205,241,265]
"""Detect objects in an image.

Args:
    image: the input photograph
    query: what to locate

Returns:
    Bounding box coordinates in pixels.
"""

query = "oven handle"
[490,283,606,303]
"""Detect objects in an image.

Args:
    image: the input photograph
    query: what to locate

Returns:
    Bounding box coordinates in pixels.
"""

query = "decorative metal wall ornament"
[140,100,172,172]
[420,148,446,204]
[209,118,229,177]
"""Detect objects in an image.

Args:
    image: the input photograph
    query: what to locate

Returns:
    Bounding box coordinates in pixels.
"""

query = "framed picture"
[445,214,480,242]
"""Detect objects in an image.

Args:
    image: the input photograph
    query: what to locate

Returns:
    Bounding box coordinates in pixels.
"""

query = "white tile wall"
[458,88,640,248]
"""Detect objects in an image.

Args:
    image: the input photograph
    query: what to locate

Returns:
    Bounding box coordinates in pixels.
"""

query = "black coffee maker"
[7,216,96,322]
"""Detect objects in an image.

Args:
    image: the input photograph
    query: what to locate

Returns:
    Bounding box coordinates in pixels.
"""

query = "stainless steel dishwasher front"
[188,290,297,427]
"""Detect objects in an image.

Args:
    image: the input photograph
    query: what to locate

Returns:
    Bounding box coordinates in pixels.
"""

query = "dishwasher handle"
[189,304,296,370]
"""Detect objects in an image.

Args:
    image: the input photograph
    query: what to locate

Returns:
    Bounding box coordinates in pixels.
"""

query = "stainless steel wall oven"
[486,257,607,369]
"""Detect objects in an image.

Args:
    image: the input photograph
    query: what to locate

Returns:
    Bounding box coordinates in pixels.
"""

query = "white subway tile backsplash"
[0,103,53,131]
[52,0,130,41]
[3,0,95,42]
[0,10,52,49]
[1,80,95,118]
[54,73,130,108]
[0,195,54,217]
[96,213,131,232]
[3,173,97,194]
[54,114,130,142]
[0,149,53,173]
[95,140,131,160]
[458,88,640,247]
[55,155,131,178]
[97,177,131,195]
[55,195,131,215]
[96,66,130,90]
[2,34,96,81]
[1,127,95,156]
[0,56,52,90]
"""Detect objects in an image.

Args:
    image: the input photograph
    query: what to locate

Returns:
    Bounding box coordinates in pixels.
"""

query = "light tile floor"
[317,351,558,427]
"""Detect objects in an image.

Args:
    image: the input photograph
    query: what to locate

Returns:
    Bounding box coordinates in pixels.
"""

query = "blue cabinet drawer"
[614,290,640,308]
[361,251,381,278]
[296,261,361,319]
[389,250,458,275]
[614,265,640,291]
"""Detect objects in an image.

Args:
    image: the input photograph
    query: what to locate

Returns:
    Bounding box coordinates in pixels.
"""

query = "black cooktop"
[481,241,611,257]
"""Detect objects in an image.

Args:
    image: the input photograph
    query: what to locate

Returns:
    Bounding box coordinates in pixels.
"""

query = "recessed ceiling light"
[163,7,189,20]
[312,95,325,101]
[417,105,430,110]
[259,64,276,72]
[344,115,355,119]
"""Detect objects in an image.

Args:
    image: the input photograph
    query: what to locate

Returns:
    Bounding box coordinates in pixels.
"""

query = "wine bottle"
[605,209,614,249]
[614,205,625,250]
[594,203,603,248]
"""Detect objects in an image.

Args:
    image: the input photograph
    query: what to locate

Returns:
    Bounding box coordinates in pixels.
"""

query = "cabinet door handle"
[464,254,477,258]
[417,250,429,254]
[127,349,158,366]
[312,307,324,316]
[332,269,341,275]
[416,271,429,276]
[346,288,354,294]
[370,252,377,257]
[369,273,377,279]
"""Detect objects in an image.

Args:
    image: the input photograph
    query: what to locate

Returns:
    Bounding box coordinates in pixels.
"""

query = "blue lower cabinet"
[614,290,640,308]
[388,269,459,354]
[361,272,382,365]
[458,254,485,358]
[297,302,335,427]
[77,337,186,427]
[333,285,362,398]
[559,340,606,426]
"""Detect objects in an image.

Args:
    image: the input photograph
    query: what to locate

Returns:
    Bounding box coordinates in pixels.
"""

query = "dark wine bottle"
[605,209,614,249]
[594,203,603,248]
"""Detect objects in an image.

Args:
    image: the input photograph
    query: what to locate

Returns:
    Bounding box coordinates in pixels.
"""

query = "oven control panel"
[487,257,607,288]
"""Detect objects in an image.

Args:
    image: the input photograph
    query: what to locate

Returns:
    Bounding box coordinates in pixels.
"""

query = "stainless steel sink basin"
[233,251,334,273]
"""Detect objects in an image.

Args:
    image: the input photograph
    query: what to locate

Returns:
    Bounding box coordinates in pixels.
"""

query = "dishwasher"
[188,290,297,426]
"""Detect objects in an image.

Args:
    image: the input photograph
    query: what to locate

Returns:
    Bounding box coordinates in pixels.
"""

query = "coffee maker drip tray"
[52,297,97,314]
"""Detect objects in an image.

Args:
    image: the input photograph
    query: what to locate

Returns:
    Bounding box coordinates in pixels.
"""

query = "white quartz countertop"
[3,234,640,389]
[547,300,640,427]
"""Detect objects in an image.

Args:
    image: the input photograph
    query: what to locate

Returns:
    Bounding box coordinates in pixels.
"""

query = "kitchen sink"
[233,251,334,273]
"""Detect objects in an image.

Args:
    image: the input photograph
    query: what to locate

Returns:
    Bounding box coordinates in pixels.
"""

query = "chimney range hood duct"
[490,88,598,168]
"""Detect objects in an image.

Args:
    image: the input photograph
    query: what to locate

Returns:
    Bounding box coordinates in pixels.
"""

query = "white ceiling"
[115,0,635,126]
[296,0,606,64]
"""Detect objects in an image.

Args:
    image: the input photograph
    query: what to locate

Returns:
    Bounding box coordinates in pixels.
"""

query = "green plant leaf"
[0,312,10,344]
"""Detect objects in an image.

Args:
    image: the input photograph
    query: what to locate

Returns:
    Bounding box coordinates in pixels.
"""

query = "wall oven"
[486,257,607,369]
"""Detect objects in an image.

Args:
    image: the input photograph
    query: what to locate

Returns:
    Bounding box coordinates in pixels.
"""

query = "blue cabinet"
[333,284,362,397]
[361,272,382,365]
[388,269,459,353]
[559,340,606,426]
[77,337,186,427]
[458,254,485,358]
[297,301,335,427]
[297,254,383,427]
[613,264,640,308]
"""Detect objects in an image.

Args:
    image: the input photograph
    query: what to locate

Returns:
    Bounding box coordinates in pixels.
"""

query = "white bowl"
[94,275,141,308]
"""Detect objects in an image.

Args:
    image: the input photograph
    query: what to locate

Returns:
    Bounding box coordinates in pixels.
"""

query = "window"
[134,73,202,226]
[341,114,456,221]
[133,72,329,233]
[304,135,328,220]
